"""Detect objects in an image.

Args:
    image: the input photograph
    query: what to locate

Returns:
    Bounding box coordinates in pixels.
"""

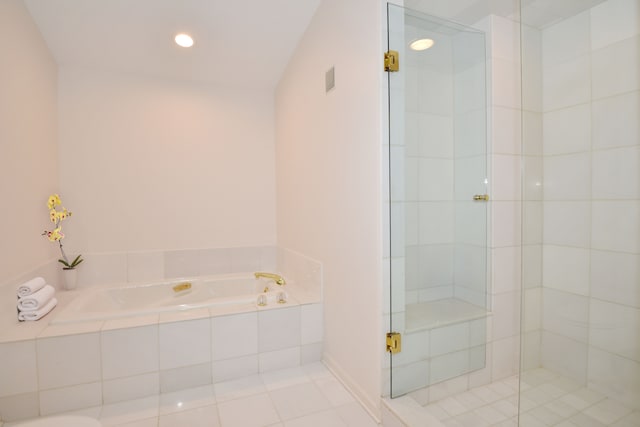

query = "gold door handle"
[473,194,490,201]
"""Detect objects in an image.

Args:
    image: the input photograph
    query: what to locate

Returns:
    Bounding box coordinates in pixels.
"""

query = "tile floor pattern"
[6,363,379,427]
[416,368,639,427]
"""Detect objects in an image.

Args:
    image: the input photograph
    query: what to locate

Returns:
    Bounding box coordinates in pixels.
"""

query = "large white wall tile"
[160,362,212,393]
[418,159,454,201]
[492,291,521,340]
[543,10,590,64]
[102,325,159,379]
[543,153,590,200]
[127,251,164,283]
[0,392,39,422]
[523,244,542,288]
[591,201,640,253]
[229,247,263,273]
[543,55,591,111]
[543,202,590,247]
[492,58,521,109]
[103,372,159,404]
[405,158,419,203]
[588,347,640,410]
[522,26,543,113]
[542,245,590,296]
[543,288,589,343]
[419,244,454,288]
[159,318,211,370]
[592,91,640,150]
[492,335,520,380]
[300,304,323,345]
[258,306,301,353]
[419,202,454,245]
[522,331,541,371]
[591,35,640,99]
[455,110,487,158]
[0,340,37,397]
[212,312,257,361]
[492,247,521,294]
[543,104,591,155]
[40,383,102,416]
[541,331,588,384]
[418,114,454,158]
[418,68,453,115]
[391,361,429,396]
[490,15,521,61]
[492,107,522,155]
[491,202,522,247]
[37,333,101,389]
[523,202,543,245]
[592,146,640,199]
[164,250,200,279]
[523,288,542,332]
[78,252,127,287]
[198,248,232,276]
[523,111,542,155]
[430,350,469,384]
[590,299,640,362]
[591,0,640,51]
[431,323,469,357]
[491,155,521,200]
[455,156,487,201]
[258,347,300,373]
[591,250,640,308]
[212,354,258,384]
[405,112,419,155]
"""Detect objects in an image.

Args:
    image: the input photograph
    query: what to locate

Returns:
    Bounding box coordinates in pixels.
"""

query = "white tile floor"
[415,368,639,427]
[6,363,380,427]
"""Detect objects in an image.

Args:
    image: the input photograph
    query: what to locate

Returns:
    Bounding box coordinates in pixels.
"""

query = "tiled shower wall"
[532,0,640,409]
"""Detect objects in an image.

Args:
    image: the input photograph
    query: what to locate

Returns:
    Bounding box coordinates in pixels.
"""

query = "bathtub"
[51,273,294,324]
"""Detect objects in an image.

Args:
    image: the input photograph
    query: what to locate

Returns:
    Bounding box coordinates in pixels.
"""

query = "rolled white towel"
[18,297,57,321]
[17,285,55,311]
[17,277,46,297]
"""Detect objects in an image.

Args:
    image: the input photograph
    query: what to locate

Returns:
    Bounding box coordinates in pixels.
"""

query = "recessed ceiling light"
[175,33,194,48]
[409,38,435,51]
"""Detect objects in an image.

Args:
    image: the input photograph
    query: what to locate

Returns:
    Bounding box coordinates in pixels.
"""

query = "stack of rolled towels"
[17,277,58,321]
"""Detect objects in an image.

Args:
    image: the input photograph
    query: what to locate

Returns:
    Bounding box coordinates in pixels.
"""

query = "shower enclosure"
[386,0,639,425]
[387,4,490,398]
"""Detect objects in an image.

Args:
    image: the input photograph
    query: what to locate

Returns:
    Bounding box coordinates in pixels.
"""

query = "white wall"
[0,0,59,284]
[58,67,277,254]
[275,0,383,417]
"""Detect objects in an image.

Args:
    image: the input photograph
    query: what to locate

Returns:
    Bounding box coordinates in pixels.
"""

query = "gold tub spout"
[173,282,192,292]
[254,272,286,286]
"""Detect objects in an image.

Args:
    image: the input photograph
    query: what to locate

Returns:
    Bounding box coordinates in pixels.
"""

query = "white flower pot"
[62,268,78,290]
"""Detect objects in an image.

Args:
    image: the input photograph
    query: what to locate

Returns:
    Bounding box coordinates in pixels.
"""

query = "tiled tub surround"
[0,246,323,423]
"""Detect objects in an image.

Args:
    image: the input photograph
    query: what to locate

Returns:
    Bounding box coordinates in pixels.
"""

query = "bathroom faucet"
[254,272,286,287]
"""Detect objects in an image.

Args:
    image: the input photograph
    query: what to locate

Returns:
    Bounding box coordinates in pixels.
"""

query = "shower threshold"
[405,297,489,333]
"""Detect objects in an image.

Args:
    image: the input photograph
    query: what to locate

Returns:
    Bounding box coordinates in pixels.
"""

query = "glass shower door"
[387,4,489,398]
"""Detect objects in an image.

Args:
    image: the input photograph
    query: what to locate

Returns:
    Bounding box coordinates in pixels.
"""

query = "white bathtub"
[51,274,292,324]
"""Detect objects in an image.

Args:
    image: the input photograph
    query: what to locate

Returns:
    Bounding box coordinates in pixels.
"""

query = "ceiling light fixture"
[409,38,435,51]
[174,33,194,48]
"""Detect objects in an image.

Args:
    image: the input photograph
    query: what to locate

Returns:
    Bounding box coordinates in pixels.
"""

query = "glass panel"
[388,4,489,398]
[520,0,640,423]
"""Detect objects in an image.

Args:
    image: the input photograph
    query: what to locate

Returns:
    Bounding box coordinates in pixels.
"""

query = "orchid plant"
[42,194,83,270]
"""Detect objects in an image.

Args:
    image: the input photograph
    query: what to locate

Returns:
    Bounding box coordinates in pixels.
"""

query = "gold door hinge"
[386,332,402,354]
[384,50,399,72]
